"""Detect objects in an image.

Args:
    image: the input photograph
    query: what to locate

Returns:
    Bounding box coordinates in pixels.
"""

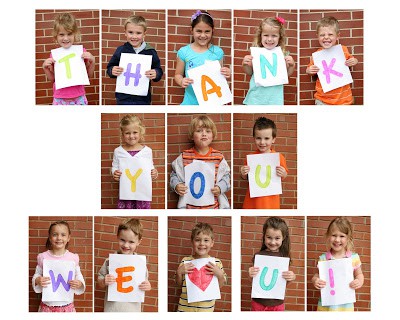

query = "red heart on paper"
[188,265,213,291]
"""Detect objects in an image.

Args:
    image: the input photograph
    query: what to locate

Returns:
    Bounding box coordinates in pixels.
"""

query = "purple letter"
[49,270,73,292]
[321,58,343,84]
[123,63,142,86]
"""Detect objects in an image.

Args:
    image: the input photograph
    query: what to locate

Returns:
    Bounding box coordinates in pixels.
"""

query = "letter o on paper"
[189,172,205,199]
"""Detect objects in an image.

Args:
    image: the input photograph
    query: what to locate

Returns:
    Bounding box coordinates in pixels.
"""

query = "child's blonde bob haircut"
[325,217,354,251]
[188,115,217,140]
[119,114,146,143]
[124,15,147,31]
[52,13,81,42]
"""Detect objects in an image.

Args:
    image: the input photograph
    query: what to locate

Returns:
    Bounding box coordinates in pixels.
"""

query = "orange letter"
[201,75,222,101]
[115,266,135,293]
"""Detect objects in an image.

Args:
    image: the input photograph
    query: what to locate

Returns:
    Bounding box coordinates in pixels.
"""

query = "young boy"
[306,16,358,105]
[170,115,231,209]
[175,222,227,312]
[107,15,163,105]
[97,218,151,312]
[240,117,288,209]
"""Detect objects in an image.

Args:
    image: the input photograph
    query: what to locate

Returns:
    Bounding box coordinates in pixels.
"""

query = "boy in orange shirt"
[240,117,288,209]
[306,16,358,105]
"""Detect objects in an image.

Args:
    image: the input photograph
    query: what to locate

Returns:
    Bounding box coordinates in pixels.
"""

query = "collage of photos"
[30,6,370,316]
[35,9,364,106]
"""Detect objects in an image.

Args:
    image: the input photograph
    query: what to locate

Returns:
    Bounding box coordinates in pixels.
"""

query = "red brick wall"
[299,10,364,105]
[234,10,298,105]
[167,9,232,104]
[168,216,231,312]
[102,10,166,105]
[29,216,93,312]
[167,113,232,208]
[94,216,158,312]
[241,216,305,311]
[307,216,371,311]
[233,113,297,209]
[35,10,100,105]
[101,113,165,209]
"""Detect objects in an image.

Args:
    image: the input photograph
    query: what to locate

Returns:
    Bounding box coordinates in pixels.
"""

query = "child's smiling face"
[254,128,276,153]
[318,26,339,49]
[49,224,70,252]
[261,24,280,50]
[328,227,348,255]
[125,23,146,48]
[192,21,213,48]
[56,26,75,49]
[192,232,214,258]
[118,229,141,255]
[122,123,142,149]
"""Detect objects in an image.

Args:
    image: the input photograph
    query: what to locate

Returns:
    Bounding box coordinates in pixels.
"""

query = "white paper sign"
[185,257,221,303]
[251,255,290,299]
[42,260,75,302]
[312,44,353,93]
[187,60,232,106]
[51,45,90,90]
[247,153,282,198]
[119,157,152,201]
[251,46,288,87]
[318,258,356,306]
[184,160,215,206]
[108,254,147,303]
[116,53,152,96]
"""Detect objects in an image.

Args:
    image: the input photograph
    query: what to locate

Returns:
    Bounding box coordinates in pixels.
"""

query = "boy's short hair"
[124,15,147,31]
[117,218,143,240]
[316,16,340,34]
[253,117,277,138]
[188,115,217,140]
[191,222,214,241]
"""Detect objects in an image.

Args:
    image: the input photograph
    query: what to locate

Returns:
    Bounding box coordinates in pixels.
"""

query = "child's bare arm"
[242,55,254,76]
[175,262,194,286]
[349,267,364,289]
[306,64,319,75]
[82,51,95,78]
[174,57,193,88]
[240,165,250,179]
[312,273,326,289]
[345,57,358,67]
[285,55,295,77]
[43,58,56,82]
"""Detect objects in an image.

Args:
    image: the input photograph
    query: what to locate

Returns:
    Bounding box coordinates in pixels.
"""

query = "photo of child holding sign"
[233,10,297,105]
[300,10,364,105]
[100,113,165,209]
[168,217,231,312]
[95,217,156,312]
[168,114,231,209]
[29,217,93,312]
[36,11,98,105]
[234,114,297,209]
[307,216,370,311]
[104,12,164,105]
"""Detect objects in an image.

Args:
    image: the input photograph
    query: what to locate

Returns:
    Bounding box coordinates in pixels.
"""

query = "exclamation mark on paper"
[329,268,335,295]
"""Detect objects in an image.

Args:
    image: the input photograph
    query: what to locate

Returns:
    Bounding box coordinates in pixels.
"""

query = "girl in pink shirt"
[42,13,95,105]
[31,221,85,312]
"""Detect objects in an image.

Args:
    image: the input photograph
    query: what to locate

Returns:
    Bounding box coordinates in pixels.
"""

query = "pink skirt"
[39,302,76,312]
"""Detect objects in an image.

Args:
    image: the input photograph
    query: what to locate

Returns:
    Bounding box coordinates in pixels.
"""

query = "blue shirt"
[177,44,224,105]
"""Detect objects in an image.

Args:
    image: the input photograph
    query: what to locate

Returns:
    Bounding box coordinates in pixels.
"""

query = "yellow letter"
[125,168,143,192]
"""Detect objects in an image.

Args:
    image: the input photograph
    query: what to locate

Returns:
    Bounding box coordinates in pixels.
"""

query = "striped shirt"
[177,256,227,312]
[309,45,354,105]
[182,147,224,209]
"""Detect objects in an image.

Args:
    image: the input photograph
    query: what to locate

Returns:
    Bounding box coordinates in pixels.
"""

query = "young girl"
[170,115,231,209]
[111,115,158,209]
[174,10,231,105]
[242,17,295,105]
[97,218,151,312]
[31,221,85,312]
[249,217,295,311]
[311,217,364,311]
[42,13,95,105]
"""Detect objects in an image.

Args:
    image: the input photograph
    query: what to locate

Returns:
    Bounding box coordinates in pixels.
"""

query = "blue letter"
[259,267,278,291]
[189,172,205,199]
[260,53,278,78]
